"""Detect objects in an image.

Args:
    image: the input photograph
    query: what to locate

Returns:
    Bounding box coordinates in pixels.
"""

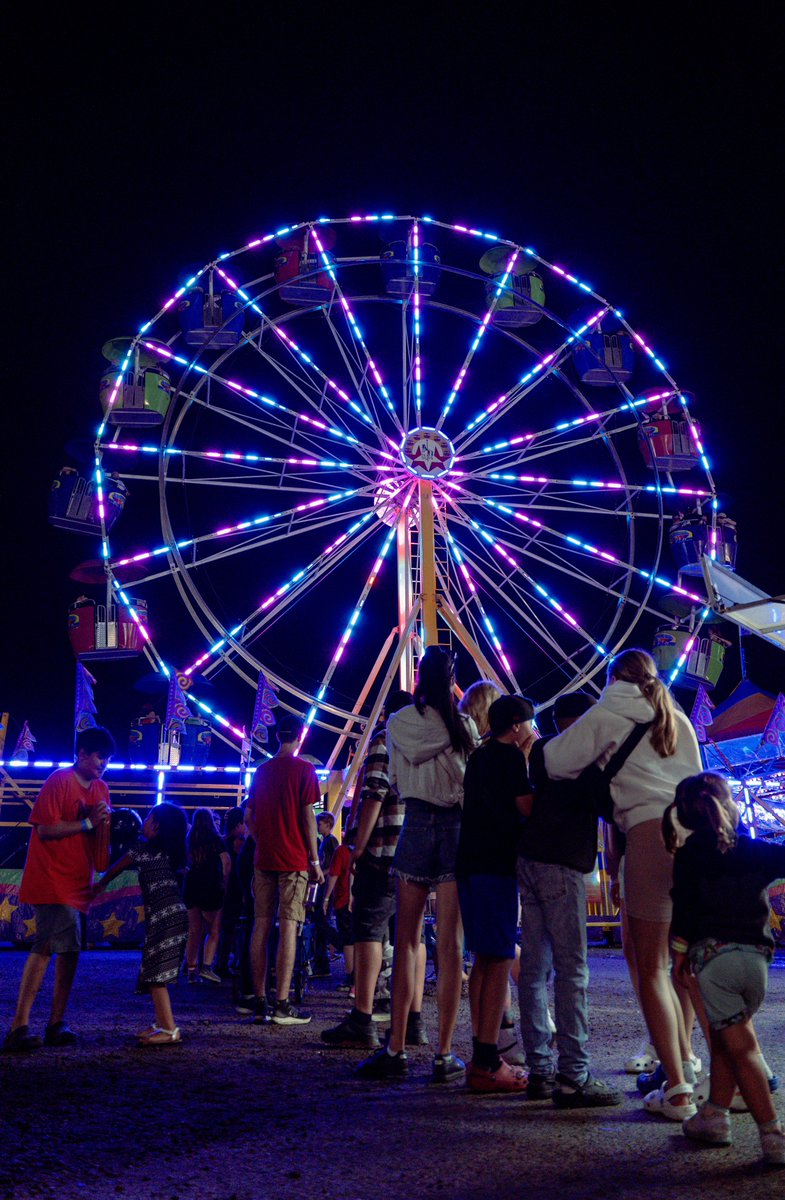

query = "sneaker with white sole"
[272,999,311,1025]
[683,1102,732,1146]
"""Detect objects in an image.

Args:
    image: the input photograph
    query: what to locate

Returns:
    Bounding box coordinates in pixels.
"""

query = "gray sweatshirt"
[386,704,477,808]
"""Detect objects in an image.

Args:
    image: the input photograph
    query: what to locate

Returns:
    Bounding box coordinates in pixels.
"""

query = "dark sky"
[4,8,783,758]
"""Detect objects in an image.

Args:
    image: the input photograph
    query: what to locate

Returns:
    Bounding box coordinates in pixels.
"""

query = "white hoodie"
[543,680,702,834]
[386,704,477,808]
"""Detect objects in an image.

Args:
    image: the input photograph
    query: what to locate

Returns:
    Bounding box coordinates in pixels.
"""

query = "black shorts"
[351,856,396,943]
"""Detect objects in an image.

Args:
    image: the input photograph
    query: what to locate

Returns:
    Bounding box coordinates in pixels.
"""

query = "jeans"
[517,858,589,1085]
[391,798,461,887]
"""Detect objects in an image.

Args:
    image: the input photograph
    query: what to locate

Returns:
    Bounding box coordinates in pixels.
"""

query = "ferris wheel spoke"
[310,227,405,439]
[186,511,381,679]
[319,304,402,445]
[300,524,397,746]
[451,305,611,451]
[436,247,520,431]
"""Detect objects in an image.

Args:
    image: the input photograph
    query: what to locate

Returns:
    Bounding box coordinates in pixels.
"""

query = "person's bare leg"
[354,941,383,1014]
[250,915,274,998]
[628,915,688,1103]
[706,1026,737,1108]
[185,908,202,970]
[343,942,355,978]
[202,910,222,967]
[476,956,514,1045]
[414,941,426,1009]
[12,951,51,1030]
[468,957,484,1037]
[49,952,79,1026]
[720,1019,777,1124]
[389,879,427,1054]
[275,917,299,1001]
[434,881,464,1057]
[150,985,176,1032]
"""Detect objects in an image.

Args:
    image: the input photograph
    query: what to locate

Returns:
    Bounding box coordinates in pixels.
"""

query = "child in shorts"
[665,771,785,1167]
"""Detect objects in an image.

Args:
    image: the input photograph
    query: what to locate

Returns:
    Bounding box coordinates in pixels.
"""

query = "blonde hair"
[458,680,502,738]
[608,648,677,757]
[664,772,739,855]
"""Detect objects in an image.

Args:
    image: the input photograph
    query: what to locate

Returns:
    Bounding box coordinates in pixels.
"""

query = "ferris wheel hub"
[401,427,455,478]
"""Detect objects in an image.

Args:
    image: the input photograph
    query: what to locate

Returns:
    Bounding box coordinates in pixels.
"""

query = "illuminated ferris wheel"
[69,212,718,775]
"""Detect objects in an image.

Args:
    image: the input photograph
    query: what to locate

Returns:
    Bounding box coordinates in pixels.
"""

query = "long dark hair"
[187,808,224,866]
[663,772,739,856]
[414,647,473,754]
[146,802,188,872]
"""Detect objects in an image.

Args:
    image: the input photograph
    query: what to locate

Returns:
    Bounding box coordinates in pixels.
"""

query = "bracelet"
[309,858,320,866]
[81,817,93,832]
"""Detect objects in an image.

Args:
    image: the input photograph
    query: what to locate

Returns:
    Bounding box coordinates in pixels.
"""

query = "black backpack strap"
[602,721,653,784]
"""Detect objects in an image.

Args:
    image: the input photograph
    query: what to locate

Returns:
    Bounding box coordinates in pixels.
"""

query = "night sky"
[5,8,782,760]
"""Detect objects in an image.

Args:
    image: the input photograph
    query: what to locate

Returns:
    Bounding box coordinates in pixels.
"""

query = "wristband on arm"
[81,817,93,832]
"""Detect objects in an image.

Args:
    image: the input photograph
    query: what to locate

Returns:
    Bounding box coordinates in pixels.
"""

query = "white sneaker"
[683,1103,732,1146]
[760,1124,785,1167]
[625,1042,658,1074]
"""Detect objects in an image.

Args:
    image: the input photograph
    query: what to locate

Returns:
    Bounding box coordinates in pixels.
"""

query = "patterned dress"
[129,844,188,987]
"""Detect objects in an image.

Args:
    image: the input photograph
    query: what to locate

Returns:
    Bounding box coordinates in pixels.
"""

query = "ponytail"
[673,772,739,854]
[609,648,677,757]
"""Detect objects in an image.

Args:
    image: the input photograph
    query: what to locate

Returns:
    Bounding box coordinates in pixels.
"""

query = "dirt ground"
[0,947,783,1200]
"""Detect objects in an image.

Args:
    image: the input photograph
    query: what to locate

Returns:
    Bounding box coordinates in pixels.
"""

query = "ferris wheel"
[73,213,719,772]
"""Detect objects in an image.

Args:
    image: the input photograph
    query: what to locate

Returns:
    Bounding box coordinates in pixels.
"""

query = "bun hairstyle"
[608,648,677,757]
[663,772,739,855]
[458,680,502,738]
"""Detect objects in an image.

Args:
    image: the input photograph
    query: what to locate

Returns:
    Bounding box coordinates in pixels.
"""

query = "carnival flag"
[689,684,715,744]
[74,662,98,733]
[250,671,278,744]
[165,672,191,734]
[761,692,785,748]
[13,721,36,761]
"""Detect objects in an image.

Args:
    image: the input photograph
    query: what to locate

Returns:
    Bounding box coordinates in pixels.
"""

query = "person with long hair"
[94,802,189,1044]
[356,647,478,1081]
[664,773,785,1166]
[184,808,231,984]
[543,648,702,1119]
[458,680,501,739]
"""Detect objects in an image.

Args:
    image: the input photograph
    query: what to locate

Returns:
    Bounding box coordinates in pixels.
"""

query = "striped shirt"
[358,727,405,861]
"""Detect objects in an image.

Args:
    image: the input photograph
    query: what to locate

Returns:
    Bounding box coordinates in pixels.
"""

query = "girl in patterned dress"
[95,802,189,1045]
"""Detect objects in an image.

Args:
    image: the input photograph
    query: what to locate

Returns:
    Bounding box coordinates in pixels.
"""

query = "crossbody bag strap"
[602,721,653,783]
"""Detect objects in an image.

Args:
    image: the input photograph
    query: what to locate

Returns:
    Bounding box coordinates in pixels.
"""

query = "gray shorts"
[692,943,769,1031]
[32,905,83,955]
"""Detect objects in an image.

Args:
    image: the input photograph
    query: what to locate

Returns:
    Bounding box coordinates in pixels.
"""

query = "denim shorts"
[691,941,770,1031]
[32,904,82,954]
[391,798,462,887]
[458,873,518,958]
[352,856,397,942]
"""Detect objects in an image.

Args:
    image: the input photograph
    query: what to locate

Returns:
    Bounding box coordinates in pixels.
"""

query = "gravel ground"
[0,948,783,1200]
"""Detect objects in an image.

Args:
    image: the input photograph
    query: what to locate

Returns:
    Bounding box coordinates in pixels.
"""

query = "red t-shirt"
[248,755,320,872]
[329,844,352,910]
[19,768,109,913]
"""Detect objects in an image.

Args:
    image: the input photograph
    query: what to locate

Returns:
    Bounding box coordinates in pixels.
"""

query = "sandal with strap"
[625,1043,658,1074]
[644,1081,696,1121]
[139,1026,181,1046]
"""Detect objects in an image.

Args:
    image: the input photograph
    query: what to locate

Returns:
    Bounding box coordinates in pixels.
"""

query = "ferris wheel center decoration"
[401,428,455,477]
[62,211,721,797]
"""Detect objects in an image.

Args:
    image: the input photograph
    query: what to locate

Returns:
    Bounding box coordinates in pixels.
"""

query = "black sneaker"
[272,999,312,1025]
[252,998,271,1025]
[43,1022,77,1047]
[2,1025,43,1053]
[431,1053,466,1083]
[526,1071,557,1100]
[405,1014,429,1046]
[552,1074,623,1108]
[354,1047,409,1080]
[321,1016,380,1049]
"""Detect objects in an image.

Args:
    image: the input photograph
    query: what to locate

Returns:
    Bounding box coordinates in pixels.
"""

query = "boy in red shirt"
[3,727,115,1052]
[322,836,354,988]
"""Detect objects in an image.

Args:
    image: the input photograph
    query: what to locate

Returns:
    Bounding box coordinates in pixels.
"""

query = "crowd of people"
[3,648,784,1168]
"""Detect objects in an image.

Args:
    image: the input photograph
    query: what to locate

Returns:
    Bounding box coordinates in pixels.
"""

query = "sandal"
[644,1082,696,1121]
[139,1026,181,1046]
[625,1043,658,1074]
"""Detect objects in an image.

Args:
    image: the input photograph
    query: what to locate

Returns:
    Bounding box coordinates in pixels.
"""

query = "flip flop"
[138,1026,181,1046]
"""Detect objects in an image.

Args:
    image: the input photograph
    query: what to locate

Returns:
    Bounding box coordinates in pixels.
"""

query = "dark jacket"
[518,737,611,874]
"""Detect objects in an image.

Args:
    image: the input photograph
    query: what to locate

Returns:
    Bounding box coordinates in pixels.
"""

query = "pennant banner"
[165,672,191,734]
[689,684,715,744]
[251,671,279,744]
[761,692,785,748]
[13,721,36,760]
[74,662,98,733]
